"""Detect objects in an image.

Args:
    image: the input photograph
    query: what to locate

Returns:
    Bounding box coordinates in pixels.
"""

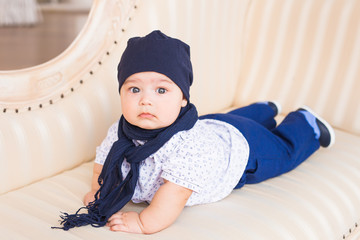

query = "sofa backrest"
[0,0,250,194]
[233,0,360,135]
[1,0,359,195]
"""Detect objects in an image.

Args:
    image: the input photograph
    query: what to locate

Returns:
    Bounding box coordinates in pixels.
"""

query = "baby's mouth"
[139,112,155,119]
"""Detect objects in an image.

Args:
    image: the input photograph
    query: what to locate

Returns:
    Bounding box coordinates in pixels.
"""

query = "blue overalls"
[200,103,320,189]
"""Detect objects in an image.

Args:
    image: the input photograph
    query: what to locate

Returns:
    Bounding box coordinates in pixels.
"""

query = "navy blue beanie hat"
[117,30,193,101]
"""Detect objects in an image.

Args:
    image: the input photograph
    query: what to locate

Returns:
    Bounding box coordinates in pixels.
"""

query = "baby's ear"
[181,98,188,107]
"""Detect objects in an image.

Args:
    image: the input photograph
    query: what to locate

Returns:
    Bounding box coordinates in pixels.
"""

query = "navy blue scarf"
[54,103,198,230]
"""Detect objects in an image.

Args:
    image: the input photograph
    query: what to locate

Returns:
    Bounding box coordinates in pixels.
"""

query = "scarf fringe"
[52,204,106,231]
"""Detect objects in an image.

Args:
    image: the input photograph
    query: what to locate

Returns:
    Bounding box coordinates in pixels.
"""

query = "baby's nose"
[139,93,152,106]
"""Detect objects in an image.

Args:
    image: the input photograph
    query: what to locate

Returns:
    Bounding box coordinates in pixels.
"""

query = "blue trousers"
[200,103,320,189]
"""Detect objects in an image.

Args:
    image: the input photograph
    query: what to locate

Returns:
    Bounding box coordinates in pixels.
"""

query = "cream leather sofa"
[1,0,360,239]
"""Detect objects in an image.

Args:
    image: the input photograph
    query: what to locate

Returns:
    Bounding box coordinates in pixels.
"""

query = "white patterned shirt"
[95,119,249,206]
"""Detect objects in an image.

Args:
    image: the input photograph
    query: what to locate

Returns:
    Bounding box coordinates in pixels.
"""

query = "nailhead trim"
[342,221,360,239]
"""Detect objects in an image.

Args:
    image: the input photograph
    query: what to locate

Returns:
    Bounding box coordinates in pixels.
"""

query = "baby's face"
[120,71,188,130]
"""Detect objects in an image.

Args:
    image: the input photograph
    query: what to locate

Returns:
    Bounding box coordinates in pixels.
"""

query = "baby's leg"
[200,110,317,186]
[203,106,332,189]
[236,110,320,188]
[227,102,280,130]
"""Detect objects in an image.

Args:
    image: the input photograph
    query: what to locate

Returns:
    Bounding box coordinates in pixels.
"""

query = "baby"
[55,30,335,234]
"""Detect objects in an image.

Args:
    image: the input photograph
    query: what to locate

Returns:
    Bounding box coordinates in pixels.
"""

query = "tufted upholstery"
[0,0,359,239]
[234,0,360,135]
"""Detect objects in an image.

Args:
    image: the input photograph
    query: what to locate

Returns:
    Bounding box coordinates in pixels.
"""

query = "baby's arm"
[107,180,193,234]
[83,163,103,206]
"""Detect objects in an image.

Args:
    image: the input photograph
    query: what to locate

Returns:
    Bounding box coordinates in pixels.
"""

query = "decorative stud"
[80,80,83,84]
[61,94,64,98]
[49,100,53,104]
[3,108,6,113]
[15,109,18,113]
[106,51,110,55]
[39,104,43,108]
[28,107,31,111]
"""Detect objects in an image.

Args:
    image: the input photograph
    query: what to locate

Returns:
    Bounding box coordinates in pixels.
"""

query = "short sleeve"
[94,121,119,165]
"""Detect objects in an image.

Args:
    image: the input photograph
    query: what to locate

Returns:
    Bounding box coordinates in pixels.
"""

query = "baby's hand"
[106,181,192,234]
[107,211,143,234]
[83,190,97,206]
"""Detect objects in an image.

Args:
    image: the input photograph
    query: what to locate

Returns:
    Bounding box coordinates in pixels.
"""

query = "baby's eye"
[130,87,140,93]
[156,88,167,94]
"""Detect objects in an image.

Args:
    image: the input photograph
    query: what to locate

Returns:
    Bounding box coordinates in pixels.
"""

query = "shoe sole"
[300,105,336,148]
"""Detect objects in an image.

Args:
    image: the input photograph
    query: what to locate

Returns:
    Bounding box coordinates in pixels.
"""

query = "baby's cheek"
[161,107,182,125]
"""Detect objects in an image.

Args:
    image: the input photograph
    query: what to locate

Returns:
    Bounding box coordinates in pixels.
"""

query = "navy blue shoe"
[267,101,282,116]
[298,106,335,148]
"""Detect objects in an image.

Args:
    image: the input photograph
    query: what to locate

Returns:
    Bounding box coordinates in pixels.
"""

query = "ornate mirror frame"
[0,0,139,114]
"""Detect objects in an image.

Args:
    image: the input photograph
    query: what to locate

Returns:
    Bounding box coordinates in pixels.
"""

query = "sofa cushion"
[1,128,359,239]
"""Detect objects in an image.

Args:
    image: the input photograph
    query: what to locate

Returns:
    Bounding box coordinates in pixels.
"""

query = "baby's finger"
[110,223,129,232]
[107,217,124,227]
[108,211,124,222]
